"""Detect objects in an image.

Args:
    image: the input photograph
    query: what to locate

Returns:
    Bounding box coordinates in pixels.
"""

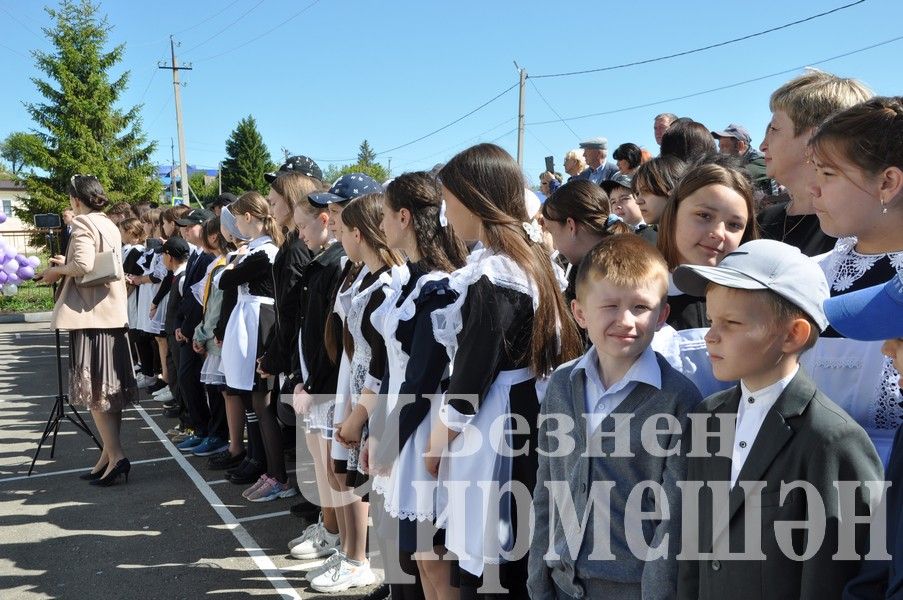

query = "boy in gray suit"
[529,235,703,599]
[673,239,884,600]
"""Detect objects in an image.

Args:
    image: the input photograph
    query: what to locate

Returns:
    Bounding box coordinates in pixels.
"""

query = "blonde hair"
[770,68,873,136]
[576,235,670,301]
[564,149,587,172]
[231,191,284,246]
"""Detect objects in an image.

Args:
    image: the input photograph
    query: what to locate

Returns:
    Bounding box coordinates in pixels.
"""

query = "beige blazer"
[50,212,129,331]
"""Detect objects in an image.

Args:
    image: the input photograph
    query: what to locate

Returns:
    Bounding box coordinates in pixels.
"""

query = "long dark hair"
[385,171,468,272]
[439,143,582,376]
[340,193,404,268]
[541,179,633,237]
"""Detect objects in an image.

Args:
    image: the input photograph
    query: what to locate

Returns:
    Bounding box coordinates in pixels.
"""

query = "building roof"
[0,180,26,192]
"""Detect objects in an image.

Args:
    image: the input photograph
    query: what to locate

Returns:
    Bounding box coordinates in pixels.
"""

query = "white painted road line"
[237,510,291,524]
[0,456,176,484]
[134,404,301,600]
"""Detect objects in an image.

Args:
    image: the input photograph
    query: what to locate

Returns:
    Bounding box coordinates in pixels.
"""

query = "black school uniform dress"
[259,230,312,378]
[343,264,407,488]
[802,237,903,463]
[431,247,542,596]
[218,236,279,393]
[288,241,346,438]
[757,198,837,257]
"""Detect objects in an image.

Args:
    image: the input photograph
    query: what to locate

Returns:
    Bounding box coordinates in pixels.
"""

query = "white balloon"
[2,284,17,296]
[3,260,19,274]
[27,256,41,268]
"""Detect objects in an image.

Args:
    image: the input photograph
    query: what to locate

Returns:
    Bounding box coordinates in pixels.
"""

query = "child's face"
[810,154,883,239]
[380,197,407,250]
[704,286,788,385]
[542,217,577,263]
[441,185,479,241]
[760,110,811,185]
[268,189,294,231]
[295,207,328,251]
[327,203,344,238]
[162,219,176,237]
[142,220,153,238]
[635,186,668,225]
[674,184,748,267]
[572,277,668,363]
[340,220,362,262]
[610,187,644,226]
[881,339,903,387]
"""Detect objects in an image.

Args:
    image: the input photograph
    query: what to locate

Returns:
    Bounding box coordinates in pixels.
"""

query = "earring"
[881,200,888,214]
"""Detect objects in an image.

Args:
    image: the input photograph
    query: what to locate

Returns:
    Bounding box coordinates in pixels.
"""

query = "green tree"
[188,171,220,206]
[0,132,43,175]
[221,115,275,196]
[321,139,389,185]
[16,0,161,224]
[357,139,376,167]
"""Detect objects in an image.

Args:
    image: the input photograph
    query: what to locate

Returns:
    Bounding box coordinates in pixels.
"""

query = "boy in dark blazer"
[673,239,884,600]
[529,235,703,599]
[825,273,903,600]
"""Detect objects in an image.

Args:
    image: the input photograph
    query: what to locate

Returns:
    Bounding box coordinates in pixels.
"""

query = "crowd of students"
[86,68,901,599]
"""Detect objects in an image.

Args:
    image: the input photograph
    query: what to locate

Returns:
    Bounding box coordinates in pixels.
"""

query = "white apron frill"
[220,237,278,392]
[429,248,541,577]
[371,271,448,521]
[330,264,367,463]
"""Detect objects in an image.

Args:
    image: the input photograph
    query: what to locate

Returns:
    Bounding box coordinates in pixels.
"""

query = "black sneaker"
[162,399,178,409]
[227,458,264,485]
[163,406,181,418]
[208,450,246,470]
[360,584,390,600]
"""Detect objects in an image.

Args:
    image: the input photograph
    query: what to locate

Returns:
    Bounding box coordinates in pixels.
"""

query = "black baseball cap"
[157,237,190,260]
[175,208,215,226]
[264,155,323,183]
[205,193,237,210]
[308,173,383,207]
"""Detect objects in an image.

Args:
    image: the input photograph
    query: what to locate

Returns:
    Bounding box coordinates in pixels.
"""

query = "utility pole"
[387,157,392,178]
[516,65,527,168]
[170,138,177,200]
[218,162,222,196]
[159,36,192,204]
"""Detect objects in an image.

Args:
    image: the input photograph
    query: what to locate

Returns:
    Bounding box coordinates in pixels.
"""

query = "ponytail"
[263,214,284,247]
[230,191,283,246]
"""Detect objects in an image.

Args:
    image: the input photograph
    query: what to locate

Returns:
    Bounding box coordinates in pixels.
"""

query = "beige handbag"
[77,214,123,287]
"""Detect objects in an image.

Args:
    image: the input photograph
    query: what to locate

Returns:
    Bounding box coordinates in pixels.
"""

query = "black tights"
[238,390,286,483]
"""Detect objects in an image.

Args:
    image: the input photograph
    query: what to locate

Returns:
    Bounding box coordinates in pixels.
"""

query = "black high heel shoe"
[79,463,109,481]
[90,458,130,487]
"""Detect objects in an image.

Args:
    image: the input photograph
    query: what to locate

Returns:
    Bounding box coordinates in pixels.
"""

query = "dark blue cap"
[824,272,903,341]
[308,173,383,206]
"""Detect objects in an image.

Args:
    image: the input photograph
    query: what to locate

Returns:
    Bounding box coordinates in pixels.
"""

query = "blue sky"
[1,0,902,186]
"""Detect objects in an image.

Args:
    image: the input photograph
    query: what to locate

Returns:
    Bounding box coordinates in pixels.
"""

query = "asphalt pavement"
[0,321,385,600]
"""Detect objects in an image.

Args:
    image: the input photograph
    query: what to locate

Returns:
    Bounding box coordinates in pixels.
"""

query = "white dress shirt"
[731,366,799,486]
[571,345,662,435]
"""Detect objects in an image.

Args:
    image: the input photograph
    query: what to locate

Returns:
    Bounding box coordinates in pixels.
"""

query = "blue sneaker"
[191,436,229,457]
[176,435,205,452]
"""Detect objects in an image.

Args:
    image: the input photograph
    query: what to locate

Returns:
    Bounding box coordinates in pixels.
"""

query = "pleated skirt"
[68,328,138,413]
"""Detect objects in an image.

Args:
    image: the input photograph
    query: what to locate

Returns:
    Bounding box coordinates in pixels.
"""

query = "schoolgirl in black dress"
[428,143,583,598]
[651,160,758,397]
[218,192,296,503]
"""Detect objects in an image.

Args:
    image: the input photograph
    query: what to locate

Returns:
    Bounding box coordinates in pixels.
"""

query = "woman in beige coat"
[40,175,137,486]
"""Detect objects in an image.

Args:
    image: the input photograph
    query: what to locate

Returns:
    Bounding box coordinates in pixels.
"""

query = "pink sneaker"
[247,477,298,503]
[241,474,270,499]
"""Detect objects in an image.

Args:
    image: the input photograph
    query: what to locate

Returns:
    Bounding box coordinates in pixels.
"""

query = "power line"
[194,0,322,63]
[528,78,581,140]
[395,117,517,170]
[525,34,903,126]
[181,0,267,56]
[129,0,245,48]
[530,0,867,79]
[374,82,519,156]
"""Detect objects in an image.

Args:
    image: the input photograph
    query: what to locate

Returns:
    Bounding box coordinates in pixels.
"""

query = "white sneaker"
[135,374,156,389]
[153,389,174,402]
[290,522,340,559]
[309,557,376,593]
[152,385,171,397]
[288,521,320,550]
[303,549,344,582]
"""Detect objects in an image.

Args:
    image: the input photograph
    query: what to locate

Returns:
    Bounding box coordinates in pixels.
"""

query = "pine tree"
[17,0,160,222]
[357,139,376,167]
[221,115,275,196]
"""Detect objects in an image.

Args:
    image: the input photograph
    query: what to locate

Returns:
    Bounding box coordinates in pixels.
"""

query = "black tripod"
[28,229,102,476]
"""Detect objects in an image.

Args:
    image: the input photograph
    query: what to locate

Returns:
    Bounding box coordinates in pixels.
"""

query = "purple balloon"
[3,260,18,274]
[6,273,19,285]
[0,272,7,284]
[17,266,35,280]
[0,214,7,225]
[14,254,26,264]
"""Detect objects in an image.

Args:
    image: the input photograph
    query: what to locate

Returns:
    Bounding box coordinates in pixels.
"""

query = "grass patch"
[0,280,55,314]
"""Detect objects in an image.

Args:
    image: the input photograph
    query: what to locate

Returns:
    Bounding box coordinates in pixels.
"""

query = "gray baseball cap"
[711,124,752,143]
[672,239,830,331]
[579,137,608,150]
